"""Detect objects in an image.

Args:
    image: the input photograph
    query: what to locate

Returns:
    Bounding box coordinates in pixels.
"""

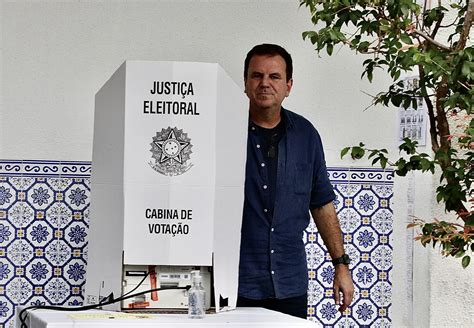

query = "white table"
[17,308,318,328]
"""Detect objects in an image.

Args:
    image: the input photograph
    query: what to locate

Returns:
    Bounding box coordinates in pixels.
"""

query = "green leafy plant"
[300,0,473,267]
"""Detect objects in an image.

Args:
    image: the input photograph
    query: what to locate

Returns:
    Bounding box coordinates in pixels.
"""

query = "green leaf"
[368,150,378,159]
[391,94,403,107]
[466,215,474,226]
[327,43,334,56]
[420,158,432,172]
[341,147,350,159]
[351,146,365,160]
[461,62,471,77]
[302,31,317,40]
[462,255,471,269]
[393,70,401,81]
[400,33,413,45]
[358,41,370,52]
[380,156,388,169]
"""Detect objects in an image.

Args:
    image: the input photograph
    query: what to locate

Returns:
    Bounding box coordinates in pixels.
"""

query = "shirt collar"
[248,107,293,132]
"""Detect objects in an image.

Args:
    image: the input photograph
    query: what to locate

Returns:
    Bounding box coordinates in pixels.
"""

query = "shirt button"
[256,144,261,148]
[264,208,268,213]
[251,126,256,131]
[271,228,274,232]
[271,271,275,275]
[271,250,274,254]
[263,185,268,190]
[261,163,265,167]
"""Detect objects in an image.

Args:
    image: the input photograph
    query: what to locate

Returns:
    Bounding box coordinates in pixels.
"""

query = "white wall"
[0,0,394,162]
[1,1,471,326]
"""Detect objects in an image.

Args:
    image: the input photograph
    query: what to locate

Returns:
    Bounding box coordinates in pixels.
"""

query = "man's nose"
[259,76,270,87]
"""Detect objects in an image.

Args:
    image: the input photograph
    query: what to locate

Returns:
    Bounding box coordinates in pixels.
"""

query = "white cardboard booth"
[84,61,248,311]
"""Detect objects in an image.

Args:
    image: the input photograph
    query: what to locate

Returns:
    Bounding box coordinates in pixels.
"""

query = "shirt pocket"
[294,162,312,195]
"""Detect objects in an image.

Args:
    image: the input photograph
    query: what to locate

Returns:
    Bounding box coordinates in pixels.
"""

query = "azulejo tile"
[64,222,88,248]
[353,262,378,289]
[64,183,90,211]
[8,201,35,228]
[26,259,52,285]
[0,296,13,324]
[371,245,393,271]
[335,317,358,328]
[307,279,324,306]
[353,299,377,326]
[317,264,335,288]
[306,167,393,326]
[44,277,70,305]
[0,221,14,247]
[46,202,73,228]
[371,209,393,235]
[27,183,54,210]
[353,226,378,252]
[0,160,92,327]
[371,281,392,308]
[372,317,392,328]
[0,182,16,209]
[44,240,72,267]
[48,178,73,192]
[353,189,379,216]
[306,242,325,269]
[7,239,34,266]
[64,258,87,284]
[0,259,14,283]
[27,221,53,247]
[0,161,393,327]
[337,207,361,233]
[6,277,33,304]
[316,300,340,325]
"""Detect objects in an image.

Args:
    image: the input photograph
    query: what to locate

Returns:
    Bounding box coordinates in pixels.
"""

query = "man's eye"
[271,75,281,79]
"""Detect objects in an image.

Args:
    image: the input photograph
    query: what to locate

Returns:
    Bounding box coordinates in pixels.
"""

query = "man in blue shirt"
[238,44,354,319]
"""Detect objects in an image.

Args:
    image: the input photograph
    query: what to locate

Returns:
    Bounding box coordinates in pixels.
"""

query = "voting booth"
[84,61,247,312]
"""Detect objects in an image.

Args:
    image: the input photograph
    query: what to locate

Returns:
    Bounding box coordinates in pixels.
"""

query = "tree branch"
[419,65,440,151]
[430,12,444,39]
[455,0,474,51]
[412,29,451,51]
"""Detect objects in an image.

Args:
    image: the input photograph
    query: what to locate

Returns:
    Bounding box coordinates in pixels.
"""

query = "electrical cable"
[18,285,190,328]
[121,272,151,298]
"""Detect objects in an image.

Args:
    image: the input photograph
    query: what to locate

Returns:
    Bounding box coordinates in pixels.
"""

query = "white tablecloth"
[17,308,318,328]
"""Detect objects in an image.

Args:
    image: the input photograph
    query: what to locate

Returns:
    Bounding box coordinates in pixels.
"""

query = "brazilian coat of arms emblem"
[149,127,193,176]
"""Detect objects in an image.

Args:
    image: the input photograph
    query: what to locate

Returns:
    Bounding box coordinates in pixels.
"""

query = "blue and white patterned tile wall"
[0,160,393,327]
[305,168,394,327]
[0,160,91,328]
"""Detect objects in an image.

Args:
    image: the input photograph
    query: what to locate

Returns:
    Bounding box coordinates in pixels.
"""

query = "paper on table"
[68,312,153,320]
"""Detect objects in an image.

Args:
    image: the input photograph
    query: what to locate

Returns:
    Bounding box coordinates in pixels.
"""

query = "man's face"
[244,54,293,112]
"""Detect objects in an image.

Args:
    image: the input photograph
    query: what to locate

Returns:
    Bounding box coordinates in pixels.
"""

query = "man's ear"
[286,78,293,97]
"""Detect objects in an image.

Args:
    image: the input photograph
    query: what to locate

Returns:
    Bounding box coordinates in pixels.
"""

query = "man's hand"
[333,265,354,312]
[311,203,355,311]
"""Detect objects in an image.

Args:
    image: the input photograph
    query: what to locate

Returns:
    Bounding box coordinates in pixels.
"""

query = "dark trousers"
[237,293,308,319]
